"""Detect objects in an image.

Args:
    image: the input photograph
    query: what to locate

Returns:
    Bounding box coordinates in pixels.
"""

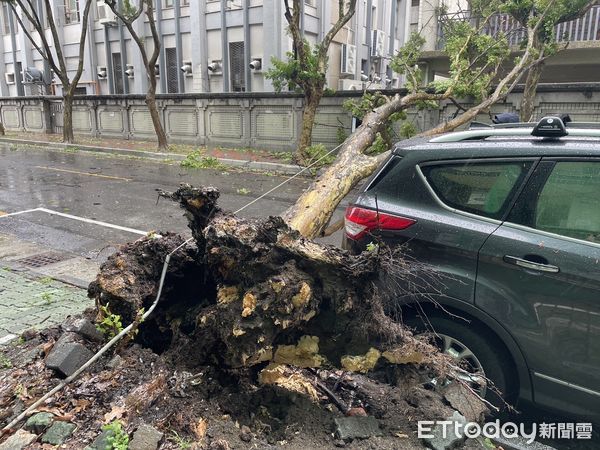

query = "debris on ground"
[0,184,491,449]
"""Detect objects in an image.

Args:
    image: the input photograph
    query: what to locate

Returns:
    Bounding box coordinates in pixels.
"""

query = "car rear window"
[422,161,533,220]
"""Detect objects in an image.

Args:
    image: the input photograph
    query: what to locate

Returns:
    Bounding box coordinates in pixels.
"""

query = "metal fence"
[437,5,600,50]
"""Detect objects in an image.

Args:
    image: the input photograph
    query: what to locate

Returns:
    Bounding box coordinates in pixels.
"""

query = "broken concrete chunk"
[291,282,312,309]
[41,421,76,445]
[129,424,164,450]
[45,334,94,377]
[273,335,325,368]
[64,318,104,342]
[340,348,381,373]
[442,383,487,423]
[333,416,382,440]
[421,410,467,450]
[0,429,37,450]
[24,412,54,434]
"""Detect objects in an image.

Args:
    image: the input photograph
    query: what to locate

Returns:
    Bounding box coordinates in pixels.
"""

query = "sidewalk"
[0,132,305,175]
[0,269,90,344]
[0,233,98,344]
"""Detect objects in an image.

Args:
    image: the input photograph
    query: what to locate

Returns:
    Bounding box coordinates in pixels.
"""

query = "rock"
[106,355,123,370]
[421,410,467,450]
[24,412,54,434]
[209,439,231,450]
[41,421,76,445]
[346,407,367,417]
[333,416,382,441]
[86,429,114,450]
[442,383,487,423]
[64,318,104,342]
[129,424,164,450]
[0,429,37,450]
[239,425,252,443]
[45,333,94,377]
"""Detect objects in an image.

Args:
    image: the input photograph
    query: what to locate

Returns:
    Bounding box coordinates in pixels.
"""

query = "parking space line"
[37,208,147,235]
[0,207,147,236]
[34,166,132,181]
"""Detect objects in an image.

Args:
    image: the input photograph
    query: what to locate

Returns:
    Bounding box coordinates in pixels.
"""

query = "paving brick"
[0,269,90,342]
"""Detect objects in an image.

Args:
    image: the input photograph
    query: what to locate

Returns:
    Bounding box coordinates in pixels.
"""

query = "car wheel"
[407,314,516,409]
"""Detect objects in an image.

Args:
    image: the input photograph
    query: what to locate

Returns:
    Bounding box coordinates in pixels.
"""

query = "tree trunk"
[284,93,431,238]
[519,61,543,122]
[146,87,168,151]
[297,92,323,164]
[62,90,75,144]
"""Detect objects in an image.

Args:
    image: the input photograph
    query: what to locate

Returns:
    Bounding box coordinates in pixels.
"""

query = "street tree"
[499,0,597,121]
[3,0,93,144]
[267,0,357,164]
[284,0,557,239]
[105,0,168,151]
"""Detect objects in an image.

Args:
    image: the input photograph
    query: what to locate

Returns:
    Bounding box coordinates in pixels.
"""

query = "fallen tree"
[0,185,490,448]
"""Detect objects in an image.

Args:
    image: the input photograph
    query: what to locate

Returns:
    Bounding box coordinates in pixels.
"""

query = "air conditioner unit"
[371,30,385,58]
[98,3,117,26]
[338,79,362,91]
[340,44,356,76]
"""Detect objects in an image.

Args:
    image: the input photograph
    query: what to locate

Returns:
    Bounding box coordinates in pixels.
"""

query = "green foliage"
[336,127,349,145]
[236,187,251,195]
[390,33,426,92]
[399,121,418,139]
[168,431,193,449]
[102,420,129,450]
[181,151,225,170]
[0,352,12,369]
[265,40,325,93]
[366,133,389,155]
[96,304,124,339]
[305,144,335,172]
[366,242,379,252]
[40,292,53,304]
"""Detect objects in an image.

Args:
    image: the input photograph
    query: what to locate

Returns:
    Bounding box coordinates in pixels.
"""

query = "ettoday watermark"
[418,420,593,444]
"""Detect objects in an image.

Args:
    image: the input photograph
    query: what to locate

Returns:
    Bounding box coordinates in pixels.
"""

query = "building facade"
[0,0,420,97]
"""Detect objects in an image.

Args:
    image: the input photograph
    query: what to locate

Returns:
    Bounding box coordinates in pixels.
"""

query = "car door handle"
[503,255,560,273]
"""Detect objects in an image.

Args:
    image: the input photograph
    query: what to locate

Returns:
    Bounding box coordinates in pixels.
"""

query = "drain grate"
[15,252,71,268]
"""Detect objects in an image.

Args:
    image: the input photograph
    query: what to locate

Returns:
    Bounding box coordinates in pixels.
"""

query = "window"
[534,161,600,243]
[229,41,245,92]
[163,0,189,7]
[422,161,532,220]
[165,47,179,93]
[112,52,124,94]
[64,0,80,24]
[2,4,10,34]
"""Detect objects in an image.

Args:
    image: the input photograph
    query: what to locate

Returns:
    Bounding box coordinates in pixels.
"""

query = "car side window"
[422,161,532,220]
[534,161,600,243]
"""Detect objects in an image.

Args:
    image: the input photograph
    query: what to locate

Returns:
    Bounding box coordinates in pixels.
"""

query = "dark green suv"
[343,117,600,420]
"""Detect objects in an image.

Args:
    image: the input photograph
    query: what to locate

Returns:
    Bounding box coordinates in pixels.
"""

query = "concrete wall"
[1,83,600,151]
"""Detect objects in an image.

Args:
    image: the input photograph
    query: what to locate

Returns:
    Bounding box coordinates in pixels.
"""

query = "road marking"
[0,208,44,218]
[34,166,132,181]
[37,208,147,235]
[0,207,147,236]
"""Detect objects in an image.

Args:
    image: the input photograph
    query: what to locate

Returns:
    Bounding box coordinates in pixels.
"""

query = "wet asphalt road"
[0,144,344,257]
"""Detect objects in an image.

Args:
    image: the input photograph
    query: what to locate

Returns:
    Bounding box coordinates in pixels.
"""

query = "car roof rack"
[430,116,600,143]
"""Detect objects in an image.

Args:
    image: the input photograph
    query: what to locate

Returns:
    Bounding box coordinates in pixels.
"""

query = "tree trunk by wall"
[62,90,75,144]
[146,85,168,151]
[297,92,323,163]
[519,62,544,122]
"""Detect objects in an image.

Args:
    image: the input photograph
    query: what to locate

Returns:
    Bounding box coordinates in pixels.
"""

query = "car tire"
[406,313,517,410]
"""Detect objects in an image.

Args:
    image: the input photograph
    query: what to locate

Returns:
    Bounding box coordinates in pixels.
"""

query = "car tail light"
[344,206,416,240]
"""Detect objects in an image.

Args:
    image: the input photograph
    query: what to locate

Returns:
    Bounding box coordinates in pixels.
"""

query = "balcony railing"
[436,5,600,51]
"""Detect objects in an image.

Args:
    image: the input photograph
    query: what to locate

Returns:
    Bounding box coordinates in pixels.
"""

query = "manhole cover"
[15,252,71,268]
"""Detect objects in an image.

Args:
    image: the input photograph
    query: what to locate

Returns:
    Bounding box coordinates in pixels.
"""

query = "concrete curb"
[0,137,306,176]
